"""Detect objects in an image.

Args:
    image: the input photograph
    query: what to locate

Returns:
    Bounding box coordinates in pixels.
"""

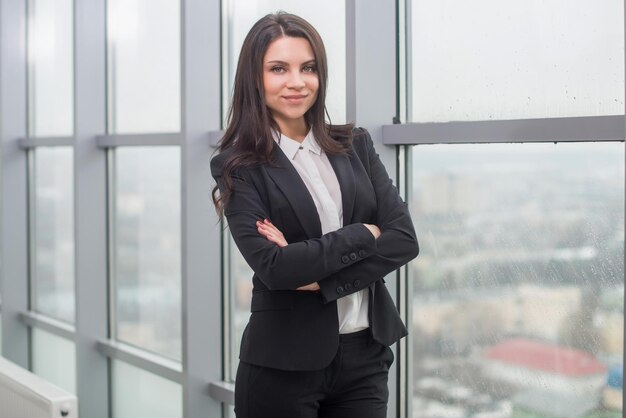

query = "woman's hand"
[363,223,381,239]
[256,219,319,291]
[296,282,320,291]
[256,219,288,247]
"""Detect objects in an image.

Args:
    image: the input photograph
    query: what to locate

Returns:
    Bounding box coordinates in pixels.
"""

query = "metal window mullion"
[382,115,626,145]
[27,150,37,314]
[18,311,75,341]
[220,0,230,127]
[26,0,34,137]
[396,145,409,418]
[107,18,116,135]
[404,144,414,418]
[107,148,117,343]
[349,1,401,418]
[180,0,223,417]
[96,339,183,384]
[346,0,356,124]
[73,0,109,417]
[96,132,185,147]
[221,223,231,383]
[19,137,75,148]
[397,0,408,123]
[0,0,30,368]
[404,0,413,124]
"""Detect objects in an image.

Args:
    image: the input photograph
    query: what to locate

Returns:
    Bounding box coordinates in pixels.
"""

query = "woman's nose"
[286,70,306,88]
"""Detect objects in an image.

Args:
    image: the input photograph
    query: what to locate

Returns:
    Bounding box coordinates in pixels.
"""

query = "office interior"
[0,0,623,417]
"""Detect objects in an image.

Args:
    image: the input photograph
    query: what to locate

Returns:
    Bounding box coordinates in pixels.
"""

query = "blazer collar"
[327,151,355,225]
[265,145,323,238]
[273,130,321,159]
[265,142,356,238]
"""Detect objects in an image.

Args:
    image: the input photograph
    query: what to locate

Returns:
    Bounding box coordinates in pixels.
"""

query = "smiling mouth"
[283,95,308,102]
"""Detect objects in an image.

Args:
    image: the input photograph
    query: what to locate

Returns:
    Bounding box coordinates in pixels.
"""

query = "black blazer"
[211,128,419,371]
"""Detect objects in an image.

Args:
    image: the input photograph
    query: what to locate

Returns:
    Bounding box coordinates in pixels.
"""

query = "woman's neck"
[276,119,309,142]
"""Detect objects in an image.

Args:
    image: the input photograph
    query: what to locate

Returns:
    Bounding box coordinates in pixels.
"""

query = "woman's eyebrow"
[265,59,316,65]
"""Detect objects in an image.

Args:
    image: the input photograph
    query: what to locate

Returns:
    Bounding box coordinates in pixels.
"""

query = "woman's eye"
[302,65,316,73]
[270,66,285,73]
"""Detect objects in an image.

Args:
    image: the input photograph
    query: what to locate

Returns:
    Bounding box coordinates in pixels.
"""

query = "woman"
[211,12,419,418]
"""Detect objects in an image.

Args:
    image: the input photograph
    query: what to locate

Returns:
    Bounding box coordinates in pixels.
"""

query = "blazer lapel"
[327,152,355,226]
[265,146,323,238]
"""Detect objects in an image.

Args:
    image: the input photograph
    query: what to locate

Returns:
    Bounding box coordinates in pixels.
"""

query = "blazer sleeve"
[318,129,419,303]
[211,153,378,291]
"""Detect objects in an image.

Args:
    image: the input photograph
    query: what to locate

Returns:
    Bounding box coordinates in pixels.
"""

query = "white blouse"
[274,130,369,334]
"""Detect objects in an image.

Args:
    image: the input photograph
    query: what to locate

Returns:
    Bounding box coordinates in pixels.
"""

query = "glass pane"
[34,147,75,323]
[409,0,625,122]
[112,359,182,418]
[113,147,181,360]
[32,328,76,394]
[409,142,624,417]
[227,235,253,380]
[27,0,74,136]
[224,0,346,124]
[107,0,181,133]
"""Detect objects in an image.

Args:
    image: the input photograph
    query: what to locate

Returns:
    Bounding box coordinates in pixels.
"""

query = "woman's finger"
[256,220,287,247]
[296,282,320,291]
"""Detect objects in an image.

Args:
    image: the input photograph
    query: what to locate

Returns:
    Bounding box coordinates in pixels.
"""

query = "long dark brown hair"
[212,11,354,216]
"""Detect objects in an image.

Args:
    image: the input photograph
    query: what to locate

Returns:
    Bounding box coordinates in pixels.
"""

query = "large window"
[32,147,75,323]
[409,0,624,122]
[107,0,181,133]
[1,1,622,417]
[27,0,73,136]
[111,360,182,418]
[112,147,181,361]
[409,142,624,417]
[406,2,625,415]
[32,328,76,394]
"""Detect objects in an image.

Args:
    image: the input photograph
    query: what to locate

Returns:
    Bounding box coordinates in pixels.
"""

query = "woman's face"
[262,36,319,134]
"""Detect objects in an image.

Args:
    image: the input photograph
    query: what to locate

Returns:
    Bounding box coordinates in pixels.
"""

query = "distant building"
[483,338,607,395]
[412,285,581,344]
[512,389,598,418]
[416,173,484,215]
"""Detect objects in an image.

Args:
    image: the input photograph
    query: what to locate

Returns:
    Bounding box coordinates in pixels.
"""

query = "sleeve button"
[345,283,352,290]
[337,286,345,294]
[358,249,366,257]
[349,252,357,261]
[354,280,361,287]
[341,255,350,263]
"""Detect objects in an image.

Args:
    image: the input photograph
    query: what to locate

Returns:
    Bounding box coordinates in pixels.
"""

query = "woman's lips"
[282,95,307,104]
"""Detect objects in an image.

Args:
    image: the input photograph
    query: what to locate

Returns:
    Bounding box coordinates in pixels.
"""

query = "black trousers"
[234,329,394,418]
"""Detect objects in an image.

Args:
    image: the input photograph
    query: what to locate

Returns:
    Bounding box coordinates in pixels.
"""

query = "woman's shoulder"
[210,146,266,180]
[350,126,370,139]
[348,126,374,152]
[210,148,232,177]
[327,124,371,146]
